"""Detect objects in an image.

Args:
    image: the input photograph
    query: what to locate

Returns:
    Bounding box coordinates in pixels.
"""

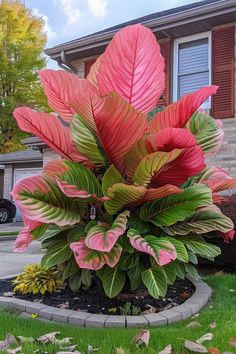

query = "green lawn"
[0,231,19,236]
[0,274,235,353]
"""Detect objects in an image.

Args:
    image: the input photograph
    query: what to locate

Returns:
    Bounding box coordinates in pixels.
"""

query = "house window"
[173,32,211,108]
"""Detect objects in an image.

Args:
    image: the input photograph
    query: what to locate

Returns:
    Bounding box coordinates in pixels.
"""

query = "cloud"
[88,0,108,17]
[57,0,84,25]
[32,8,56,41]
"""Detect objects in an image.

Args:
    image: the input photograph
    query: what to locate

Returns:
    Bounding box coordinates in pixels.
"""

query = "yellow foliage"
[13,264,62,295]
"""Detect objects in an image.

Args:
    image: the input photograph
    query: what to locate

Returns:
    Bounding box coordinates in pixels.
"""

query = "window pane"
[178,38,208,75]
[178,71,209,97]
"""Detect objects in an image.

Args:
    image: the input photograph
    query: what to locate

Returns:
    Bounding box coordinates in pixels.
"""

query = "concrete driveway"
[0,240,42,278]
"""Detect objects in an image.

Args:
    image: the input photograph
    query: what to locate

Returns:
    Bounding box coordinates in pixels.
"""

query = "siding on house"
[70,23,236,178]
[3,162,42,200]
[0,171,4,197]
[43,148,60,166]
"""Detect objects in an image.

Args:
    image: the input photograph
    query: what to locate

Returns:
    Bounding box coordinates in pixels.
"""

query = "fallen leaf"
[108,307,117,314]
[158,344,172,354]
[141,304,156,315]
[196,333,213,344]
[87,345,101,353]
[60,345,78,351]
[56,352,82,354]
[0,334,17,350]
[57,301,69,309]
[209,322,217,329]
[184,340,208,353]
[133,330,150,346]
[37,332,60,344]
[208,348,221,354]
[6,347,22,354]
[214,270,224,276]
[181,291,190,299]
[116,348,126,354]
[186,321,201,328]
[31,313,38,319]
[228,336,236,348]
[16,336,35,344]
[55,338,73,346]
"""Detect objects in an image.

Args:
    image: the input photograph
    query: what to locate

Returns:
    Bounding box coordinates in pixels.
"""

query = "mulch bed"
[0,278,195,315]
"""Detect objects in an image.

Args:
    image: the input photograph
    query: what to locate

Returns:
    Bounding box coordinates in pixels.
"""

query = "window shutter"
[212,26,235,118]
[157,39,171,106]
[84,58,96,78]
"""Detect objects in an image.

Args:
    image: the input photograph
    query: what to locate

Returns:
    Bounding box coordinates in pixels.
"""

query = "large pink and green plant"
[12,24,235,298]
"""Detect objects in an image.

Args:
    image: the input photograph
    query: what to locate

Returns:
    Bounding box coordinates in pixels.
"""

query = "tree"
[0,0,48,153]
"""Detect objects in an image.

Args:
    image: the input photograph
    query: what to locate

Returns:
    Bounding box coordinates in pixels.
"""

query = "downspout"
[57,50,78,74]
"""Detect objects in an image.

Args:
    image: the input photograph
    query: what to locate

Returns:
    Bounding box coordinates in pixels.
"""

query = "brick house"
[45,0,236,177]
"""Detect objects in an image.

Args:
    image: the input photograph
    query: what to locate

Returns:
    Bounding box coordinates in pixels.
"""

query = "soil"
[0,278,195,315]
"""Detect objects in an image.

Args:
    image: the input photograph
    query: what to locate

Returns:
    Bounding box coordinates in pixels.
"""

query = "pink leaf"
[56,179,110,202]
[38,69,92,122]
[133,330,150,346]
[13,107,88,163]
[199,167,236,193]
[217,229,235,243]
[146,128,197,152]
[149,86,219,133]
[95,93,148,172]
[85,211,130,252]
[128,232,176,266]
[14,217,42,252]
[152,146,205,187]
[70,239,122,270]
[97,24,165,114]
[87,54,103,90]
[68,80,104,132]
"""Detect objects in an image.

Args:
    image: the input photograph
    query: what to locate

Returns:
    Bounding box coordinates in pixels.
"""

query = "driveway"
[0,240,42,278]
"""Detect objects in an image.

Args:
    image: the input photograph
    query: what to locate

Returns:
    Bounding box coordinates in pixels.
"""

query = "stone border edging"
[0,277,212,328]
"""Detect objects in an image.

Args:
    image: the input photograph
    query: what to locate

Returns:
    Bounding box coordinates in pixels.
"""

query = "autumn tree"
[0,0,48,153]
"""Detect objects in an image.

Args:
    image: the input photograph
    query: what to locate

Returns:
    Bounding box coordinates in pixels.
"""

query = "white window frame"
[173,31,212,109]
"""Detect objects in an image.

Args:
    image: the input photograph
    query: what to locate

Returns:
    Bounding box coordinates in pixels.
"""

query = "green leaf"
[175,234,221,259]
[184,263,199,279]
[141,267,167,298]
[186,111,223,154]
[102,267,125,298]
[163,262,177,285]
[175,261,186,279]
[140,185,212,226]
[84,221,97,233]
[128,216,151,234]
[161,207,234,236]
[41,240,72,268]
[31,224,48,239]
[67,225,85,243]
[81,269,92,287]
[69,271,82,292]
[127,263,145,291]
[104,183,146,215]
[117,235,134,253]
[118,253,139,271]
[71,113,106,164]
[102,165,124,195]
[187,250,198,265]
[62,257,78,281]
[165,237,189,263]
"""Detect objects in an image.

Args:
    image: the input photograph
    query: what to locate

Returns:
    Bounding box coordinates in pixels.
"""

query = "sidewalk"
[0,240,42,278]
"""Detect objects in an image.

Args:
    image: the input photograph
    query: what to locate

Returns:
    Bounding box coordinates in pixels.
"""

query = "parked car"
[0,199,16,223]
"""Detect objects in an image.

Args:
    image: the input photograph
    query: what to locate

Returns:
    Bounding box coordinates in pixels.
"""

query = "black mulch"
[0,278,195,315]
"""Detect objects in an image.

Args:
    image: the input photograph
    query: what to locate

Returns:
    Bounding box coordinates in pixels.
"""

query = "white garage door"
[14,168,42,222]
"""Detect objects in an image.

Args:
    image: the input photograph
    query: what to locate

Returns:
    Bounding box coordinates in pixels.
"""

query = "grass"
[0,231,19,237]
[0,274,235,353]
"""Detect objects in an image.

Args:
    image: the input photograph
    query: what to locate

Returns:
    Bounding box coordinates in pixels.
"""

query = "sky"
[25,0,203,69]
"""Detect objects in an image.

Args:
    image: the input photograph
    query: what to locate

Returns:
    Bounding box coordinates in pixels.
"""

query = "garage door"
[14,168,42,222]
